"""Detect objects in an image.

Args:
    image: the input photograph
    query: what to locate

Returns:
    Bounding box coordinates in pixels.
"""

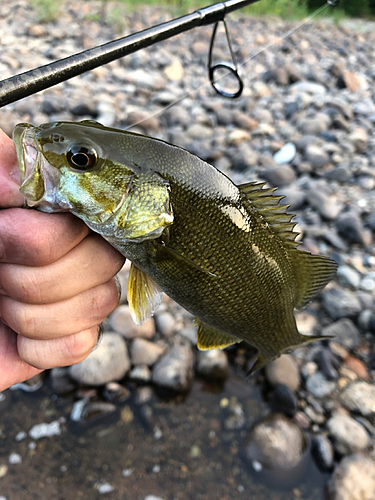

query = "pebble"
[152,343,194,392]
[327,453,375,500]
[29,421,61,440]
[69,333,130,386]
[109,305,155,339]
[322,288,362,320]
[305,372,336,398]
[245,414,308,478]
[129,365,152,383]
[273,142,296,164]
[264,354,300,391]
[336,265,361,289]
[327,414,370,455]
[268,384,298,417]
[339,381,375,416]
[336,211,371,246]
[154,311,176,336]
[50,367,76,395]
[260,164,296,187]
[131,338,165,366]
[323,319,360,349]
[196,349,228,381]
[306,189,341,220]
[311,435,334,472]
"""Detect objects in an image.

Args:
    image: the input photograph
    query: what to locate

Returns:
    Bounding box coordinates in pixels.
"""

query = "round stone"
[69,333,130,386]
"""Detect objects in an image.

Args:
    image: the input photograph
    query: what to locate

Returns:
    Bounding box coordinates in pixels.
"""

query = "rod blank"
[0,0,259,108]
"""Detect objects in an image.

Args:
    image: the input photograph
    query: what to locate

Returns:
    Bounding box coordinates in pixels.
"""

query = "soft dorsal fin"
[194,318,242,350]
[238,181,300,249]
[292,250,338,308]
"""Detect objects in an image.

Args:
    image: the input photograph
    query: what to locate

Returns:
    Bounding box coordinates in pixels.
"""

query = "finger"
[17,326,99,370]
[0,233,125,304]
[0,128,24,208]
[0,209,90,266]
[0,324,42,392]
[0,278,119,340]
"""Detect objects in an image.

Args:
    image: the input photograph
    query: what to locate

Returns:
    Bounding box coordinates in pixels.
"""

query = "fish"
[13,120,337,374]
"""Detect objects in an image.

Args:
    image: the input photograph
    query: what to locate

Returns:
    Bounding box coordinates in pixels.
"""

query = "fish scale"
[14,120,337,374]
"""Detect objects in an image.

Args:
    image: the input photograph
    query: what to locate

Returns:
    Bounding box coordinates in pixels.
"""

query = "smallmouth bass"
[13,120,337,373]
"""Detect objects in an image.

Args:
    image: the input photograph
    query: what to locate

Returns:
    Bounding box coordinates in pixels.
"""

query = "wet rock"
[131,338,165,366]
[69,333,130,386]
[268,384,298,417]
[152,343,194,392]
[322,319,360,349]
[322,288,362,320]
[336,211,370,246]
[314,349,340,380]
[304,144,330,169]
[336,265,361,289]
[260,165,296,187]
[29,421,61,440]
[196,349,228,381]
[277,185,306,210]
[103,382,131,404]
[339,381,375,417]
[50,367,76,395]
[344,356,369,380]
[129,365,152,383]
[228,129,251,146]
[299,114,330,135]
[327,414,369,455]
[306,189,341,220]
[264,354,300,391]
[109,305,155,339]
[154,311,176,336]
[337,70,362,92]
[245,414,309,486]
[327,453,375,500]
[311,435,334,472]
[290,81,326,95]
[305,372,336,398]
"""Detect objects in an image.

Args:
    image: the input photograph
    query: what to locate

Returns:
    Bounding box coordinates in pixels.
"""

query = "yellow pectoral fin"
[127,264,163,326]
[194,318,242,350]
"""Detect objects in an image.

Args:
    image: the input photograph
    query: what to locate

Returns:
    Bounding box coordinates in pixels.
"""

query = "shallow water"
[0,373,328,500]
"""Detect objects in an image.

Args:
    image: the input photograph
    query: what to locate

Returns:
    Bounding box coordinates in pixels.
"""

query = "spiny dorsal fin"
[194,318,241,350]
[238,181,300,249]
[291,250,338,308]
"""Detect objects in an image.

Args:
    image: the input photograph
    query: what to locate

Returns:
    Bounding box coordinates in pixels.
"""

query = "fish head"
[13,121,173,242]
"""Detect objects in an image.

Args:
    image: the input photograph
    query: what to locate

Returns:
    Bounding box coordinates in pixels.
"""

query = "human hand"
[0,128,125,391]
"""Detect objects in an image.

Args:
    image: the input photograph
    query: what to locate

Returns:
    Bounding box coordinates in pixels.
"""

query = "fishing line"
[125,1,331,131]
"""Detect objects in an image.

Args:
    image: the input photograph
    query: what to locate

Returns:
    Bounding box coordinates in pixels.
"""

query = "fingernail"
[9,162,21,185]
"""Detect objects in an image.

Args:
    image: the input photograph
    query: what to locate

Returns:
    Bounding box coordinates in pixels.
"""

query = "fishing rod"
[0,0,261,108]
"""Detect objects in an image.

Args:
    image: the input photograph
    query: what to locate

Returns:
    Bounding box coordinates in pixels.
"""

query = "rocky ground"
[0,1,375,499]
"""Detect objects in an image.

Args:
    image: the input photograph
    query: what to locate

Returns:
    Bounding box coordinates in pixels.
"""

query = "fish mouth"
[13,124,69,212]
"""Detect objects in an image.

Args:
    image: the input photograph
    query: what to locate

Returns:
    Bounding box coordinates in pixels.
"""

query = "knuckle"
[64,329,97,364]
[13,305,38,337]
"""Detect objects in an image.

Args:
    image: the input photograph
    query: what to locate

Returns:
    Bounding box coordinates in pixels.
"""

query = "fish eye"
[67,146,97,170]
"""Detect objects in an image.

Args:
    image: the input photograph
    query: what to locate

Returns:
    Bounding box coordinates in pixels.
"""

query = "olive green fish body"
[14,121,337,373]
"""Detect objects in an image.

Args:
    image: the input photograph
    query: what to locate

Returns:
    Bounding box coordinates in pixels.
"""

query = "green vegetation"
[29,0,375,24]
[30,0,62,22]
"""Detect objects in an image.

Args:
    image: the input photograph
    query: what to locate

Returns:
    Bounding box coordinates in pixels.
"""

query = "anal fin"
[194,318,242,350]
[127,263,163,326]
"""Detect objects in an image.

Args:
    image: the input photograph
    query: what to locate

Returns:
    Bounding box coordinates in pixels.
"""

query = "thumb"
[0,128,25,208]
